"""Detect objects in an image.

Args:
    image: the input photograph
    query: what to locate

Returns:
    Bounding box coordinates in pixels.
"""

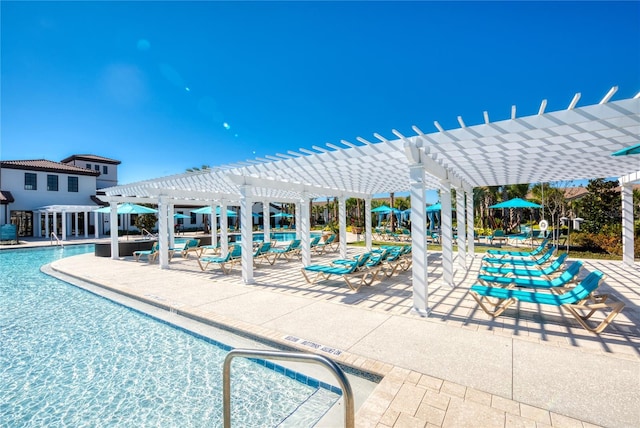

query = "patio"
[49,242,640,427]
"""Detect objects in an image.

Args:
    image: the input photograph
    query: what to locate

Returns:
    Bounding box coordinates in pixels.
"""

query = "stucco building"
[0,155,120,238]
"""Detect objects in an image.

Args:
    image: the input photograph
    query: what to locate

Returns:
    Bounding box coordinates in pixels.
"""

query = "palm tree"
[503,183,531,231]
[185,165,210,172]
[474,186,500,229]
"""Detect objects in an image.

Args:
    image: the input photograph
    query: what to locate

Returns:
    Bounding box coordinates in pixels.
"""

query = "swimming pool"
[0,245,340,427]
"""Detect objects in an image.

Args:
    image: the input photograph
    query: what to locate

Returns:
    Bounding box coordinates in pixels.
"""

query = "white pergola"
[35,204,102,239]
[101,89,640,315]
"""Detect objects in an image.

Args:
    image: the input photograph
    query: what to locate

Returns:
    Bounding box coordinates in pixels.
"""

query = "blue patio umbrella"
[272,212,293,227]
[426,203,442,212]
[94,203,158,239]
[425,202,456,232]
[191,206,237,216]
[489,198,541,209]
[371,205,401,227]
[173,213,190,219]
[611,143,640,156]
[490,198,541,235]
[371,205,392,213]
[94,202,158,214]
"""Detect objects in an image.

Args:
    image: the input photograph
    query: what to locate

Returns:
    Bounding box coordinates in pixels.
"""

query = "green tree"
[577,178,621,233]
[186,165,210,172]
[634,188,640,222]
[134,210,158,234]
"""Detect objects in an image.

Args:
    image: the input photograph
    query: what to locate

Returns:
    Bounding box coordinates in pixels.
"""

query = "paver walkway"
[21,237,640,427]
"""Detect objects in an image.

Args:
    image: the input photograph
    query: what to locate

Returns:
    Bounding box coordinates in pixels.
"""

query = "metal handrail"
[50,232,63,247]
[141,228,156,239]
[223,349,354,428]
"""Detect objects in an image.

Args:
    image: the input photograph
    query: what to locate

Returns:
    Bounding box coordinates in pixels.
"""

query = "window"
[190,213,196,224]
[24,173,37,190]
[68,176,79,192]
[86,163,91,169]
[47,174,59,191]
[94,165,100,171]
[103,165,108,174]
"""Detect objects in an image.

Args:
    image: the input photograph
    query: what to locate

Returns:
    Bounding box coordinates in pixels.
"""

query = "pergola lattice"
[101,89,640,314]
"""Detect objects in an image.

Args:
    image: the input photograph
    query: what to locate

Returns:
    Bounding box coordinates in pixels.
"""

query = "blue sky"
[2,1,639,195]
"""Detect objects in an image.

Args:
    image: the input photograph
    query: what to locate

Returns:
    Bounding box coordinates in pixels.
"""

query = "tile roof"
[0,159,100,176]
[563,187,589,200]
[60,154,121,165]
[0,190,14,204]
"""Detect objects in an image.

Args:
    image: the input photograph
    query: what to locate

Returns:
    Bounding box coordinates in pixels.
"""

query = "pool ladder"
[223,349,354,428]
[50,232,63,247]
[141,228,156,240]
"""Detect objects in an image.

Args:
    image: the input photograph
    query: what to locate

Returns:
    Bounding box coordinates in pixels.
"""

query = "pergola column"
[73,212,79,237]
[44,212,50,238]
[239,186,255,284]
[295,201,301,239]
[364,198,372,251]
[409,164,430,316]
[621,182,635,266]
[168,203,175,248]
[36,212,42,237]
[52,212,57,237]
[210,202,218,249]
[94,211,100,238]
[220,200,229,256]
[455,186,467,268]
[83,211,89,238]
[338,196,347,258]
[440,180,454,286]
[466,186,475,257]
[300,193,311,266]
[109,202,119,259]
[61,212,67,240]
[157,197,170,269]
[262,201,271,243]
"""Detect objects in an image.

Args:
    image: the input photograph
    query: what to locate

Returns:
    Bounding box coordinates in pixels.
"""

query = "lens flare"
[223,122,231,130]
[136,39,150,51]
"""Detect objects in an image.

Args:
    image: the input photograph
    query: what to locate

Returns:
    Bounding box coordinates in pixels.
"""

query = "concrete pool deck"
[16,237,639,427]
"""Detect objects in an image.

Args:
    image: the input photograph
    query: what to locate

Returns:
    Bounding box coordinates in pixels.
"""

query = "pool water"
[0,245,339,427]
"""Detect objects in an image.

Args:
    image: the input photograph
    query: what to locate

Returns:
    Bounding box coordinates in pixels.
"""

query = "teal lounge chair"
[197,244,241,274]
[301,253,373,291]
[480,253,568,278]
[252,242,272,267]
[313,234,336,254]
[400,228,412,241]
[375,247,405,278]
[199,241,221,255]
[477,261,583,289]
[133,242,159,262]
[486,239,549,257]
[469,270,625,334]
[309,235,322,252]
[267,239,301,263]
[490,229,508,245]
[332,249,388,284]
[482,246,556,267]
[382,245,412,271]
[180,238,201,258]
